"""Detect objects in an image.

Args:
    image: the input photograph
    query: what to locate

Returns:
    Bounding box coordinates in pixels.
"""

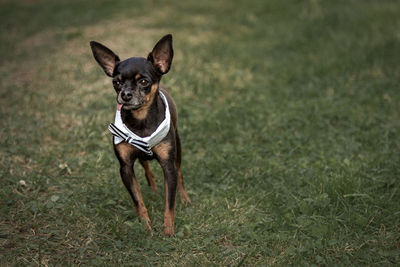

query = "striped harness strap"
[108,91,171,157]
[108,123,153,155]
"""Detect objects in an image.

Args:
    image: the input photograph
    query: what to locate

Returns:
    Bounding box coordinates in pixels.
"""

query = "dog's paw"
[179,191,191,205]
[163,225,175,236]
[145,221,152,232]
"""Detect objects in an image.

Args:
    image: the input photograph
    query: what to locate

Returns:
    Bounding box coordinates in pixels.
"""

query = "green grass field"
[1,0,399,265]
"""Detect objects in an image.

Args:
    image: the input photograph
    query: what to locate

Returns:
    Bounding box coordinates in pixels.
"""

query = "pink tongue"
[117,103,123,110]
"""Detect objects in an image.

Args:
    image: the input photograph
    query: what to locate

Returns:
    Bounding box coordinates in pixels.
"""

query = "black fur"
[90,34,190,236]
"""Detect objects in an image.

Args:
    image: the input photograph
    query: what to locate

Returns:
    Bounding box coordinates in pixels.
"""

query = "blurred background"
[1,0,399,265]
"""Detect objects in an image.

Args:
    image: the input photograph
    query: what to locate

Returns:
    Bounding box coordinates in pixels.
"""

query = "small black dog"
[90,35,190,236]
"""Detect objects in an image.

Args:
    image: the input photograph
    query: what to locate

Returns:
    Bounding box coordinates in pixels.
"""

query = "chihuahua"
[90,34,190,236]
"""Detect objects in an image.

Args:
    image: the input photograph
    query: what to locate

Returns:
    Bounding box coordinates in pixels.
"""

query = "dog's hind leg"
[139,159,157,193]
[175,132,191,204]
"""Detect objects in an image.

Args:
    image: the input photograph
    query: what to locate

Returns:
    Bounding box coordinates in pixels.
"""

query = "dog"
[90,34,190,236]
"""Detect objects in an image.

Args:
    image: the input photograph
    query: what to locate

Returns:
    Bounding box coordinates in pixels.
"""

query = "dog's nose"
[121,90,133,101]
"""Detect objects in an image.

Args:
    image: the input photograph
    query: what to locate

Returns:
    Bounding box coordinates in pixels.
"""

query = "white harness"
[108,91,171,156]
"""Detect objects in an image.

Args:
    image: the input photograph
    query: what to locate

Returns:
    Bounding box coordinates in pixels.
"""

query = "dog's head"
[90,35,173,110]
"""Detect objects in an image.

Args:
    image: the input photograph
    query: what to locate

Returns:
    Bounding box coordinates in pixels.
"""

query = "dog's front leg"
[161,161,178,236]
[120,163,152,231]
[153,142,177,236]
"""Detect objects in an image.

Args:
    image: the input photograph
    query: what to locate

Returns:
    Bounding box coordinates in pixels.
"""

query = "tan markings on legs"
[163,179,175,236]
[139,159,157,193]
[132,177,152,231]
[177,167,191,204]
[115,142,135,164]
[153,142,171,161]
[131,83,159,120]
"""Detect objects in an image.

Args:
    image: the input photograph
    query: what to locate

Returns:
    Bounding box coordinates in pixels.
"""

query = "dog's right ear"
[90,41,120,77]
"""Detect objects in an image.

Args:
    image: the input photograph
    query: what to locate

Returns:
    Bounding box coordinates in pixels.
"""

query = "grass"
[1,0,399,265]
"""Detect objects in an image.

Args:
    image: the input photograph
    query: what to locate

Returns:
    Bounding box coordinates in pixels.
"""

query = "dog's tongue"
[117,103,123,111]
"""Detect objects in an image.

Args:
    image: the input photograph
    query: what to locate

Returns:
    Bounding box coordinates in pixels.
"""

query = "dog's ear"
[147,34,174,75]
[90,41,120,77]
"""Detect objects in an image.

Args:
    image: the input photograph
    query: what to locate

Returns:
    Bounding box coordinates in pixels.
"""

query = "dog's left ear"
[147,34,174,75]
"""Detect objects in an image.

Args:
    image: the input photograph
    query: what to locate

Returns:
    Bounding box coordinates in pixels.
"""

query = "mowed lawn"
[1,0,399,265]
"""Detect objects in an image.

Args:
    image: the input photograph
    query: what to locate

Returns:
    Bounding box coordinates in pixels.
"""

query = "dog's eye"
[113,79,122,87]
[138,79,150,87]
